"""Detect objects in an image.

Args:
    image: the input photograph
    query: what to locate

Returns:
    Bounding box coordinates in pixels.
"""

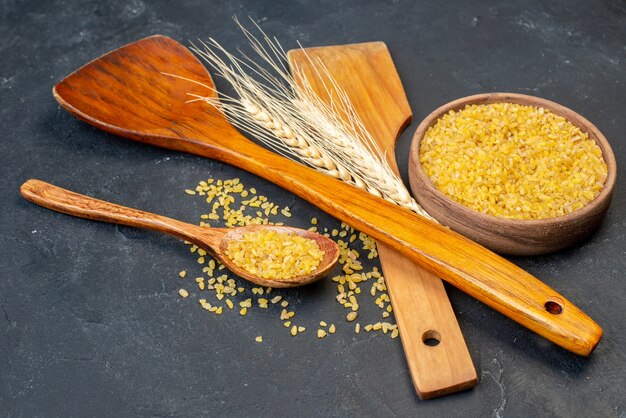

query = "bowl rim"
[410,92,617,227]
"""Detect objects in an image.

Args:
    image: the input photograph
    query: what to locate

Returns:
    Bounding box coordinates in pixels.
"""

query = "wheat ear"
[187,20,434,221]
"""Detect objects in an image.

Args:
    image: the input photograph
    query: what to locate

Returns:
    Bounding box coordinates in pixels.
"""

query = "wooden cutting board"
[287,42,477,399]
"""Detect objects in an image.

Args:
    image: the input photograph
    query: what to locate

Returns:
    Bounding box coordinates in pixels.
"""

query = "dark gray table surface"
[1,0,625,416]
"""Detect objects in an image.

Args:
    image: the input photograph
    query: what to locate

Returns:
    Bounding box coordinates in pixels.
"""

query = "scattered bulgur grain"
[255,336,263,343]
[179,289,189,298]
[317,329,327,338]
[178,176,402,344]
[347,311,358,322]
[178,270,187,278]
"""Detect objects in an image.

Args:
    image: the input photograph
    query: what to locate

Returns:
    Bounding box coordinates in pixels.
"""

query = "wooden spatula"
[52,35,602,358]
[287,43,477,399]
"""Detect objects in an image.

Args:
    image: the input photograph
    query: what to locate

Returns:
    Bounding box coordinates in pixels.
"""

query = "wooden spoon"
[20,179,340,288]
[287,43,476,399]
[51,35,602,356]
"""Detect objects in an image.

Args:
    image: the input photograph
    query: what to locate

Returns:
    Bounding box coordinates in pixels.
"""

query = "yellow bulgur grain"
[290,325,298,336]
[225,229,325,280]
[317,329,327,338]
[255,336,263,342]
[420,103,608,219]
[328,324,336,334]
[347,311,358,322]
[178,289,189,298]
[178,270,187,278]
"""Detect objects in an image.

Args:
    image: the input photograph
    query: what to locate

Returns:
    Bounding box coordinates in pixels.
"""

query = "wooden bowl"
[408,93,617,256]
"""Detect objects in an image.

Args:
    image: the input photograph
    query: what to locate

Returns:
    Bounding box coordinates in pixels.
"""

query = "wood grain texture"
[408,93,617,255]
[287,43,476,398]
[52,35,602,356]
[20,179,340,288]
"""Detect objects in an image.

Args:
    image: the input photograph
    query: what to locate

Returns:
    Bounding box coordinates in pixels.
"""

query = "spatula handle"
[179,134,602,356]
[20,179,211,247]
[54,105,602,355]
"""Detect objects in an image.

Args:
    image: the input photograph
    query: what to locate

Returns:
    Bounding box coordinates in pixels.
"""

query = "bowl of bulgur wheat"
[408,93,616,255]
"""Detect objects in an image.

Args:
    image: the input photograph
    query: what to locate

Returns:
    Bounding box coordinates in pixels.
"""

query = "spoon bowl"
[215,224,340,287]
[20,179,340,288]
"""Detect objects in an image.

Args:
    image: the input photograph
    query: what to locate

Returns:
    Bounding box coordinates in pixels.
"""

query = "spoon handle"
[20,179,218,248]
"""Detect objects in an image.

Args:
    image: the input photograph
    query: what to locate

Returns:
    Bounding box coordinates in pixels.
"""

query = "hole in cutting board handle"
[422,330,441,346]
[545,300,563,315]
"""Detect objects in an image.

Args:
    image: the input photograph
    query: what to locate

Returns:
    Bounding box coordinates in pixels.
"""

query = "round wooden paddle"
[52,35,602,357]
[287,43,476,399]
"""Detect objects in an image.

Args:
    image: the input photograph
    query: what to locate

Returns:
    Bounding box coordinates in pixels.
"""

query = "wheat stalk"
[186,19,434,221]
